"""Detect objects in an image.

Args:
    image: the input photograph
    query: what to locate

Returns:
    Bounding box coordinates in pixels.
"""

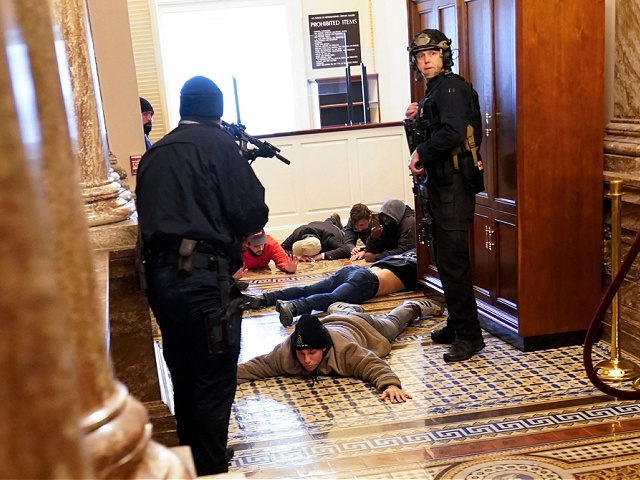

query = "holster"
[202,254,243,353]
[178,238,198,273]
[206,296,245,353]
[450,124,485,194]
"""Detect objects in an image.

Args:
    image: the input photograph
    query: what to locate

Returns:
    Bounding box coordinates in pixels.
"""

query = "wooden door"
[461,0,495,301]
[461,0,518,315]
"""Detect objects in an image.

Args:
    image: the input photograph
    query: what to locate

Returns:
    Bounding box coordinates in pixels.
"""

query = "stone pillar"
[0,3,88,474]
[602,0,640,355]
[51,0,135,226]
[58,0,177,448]
[0,0,191,477]
[604,0,640,197]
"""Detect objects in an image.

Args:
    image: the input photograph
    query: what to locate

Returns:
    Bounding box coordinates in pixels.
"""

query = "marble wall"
[603,0,640,357]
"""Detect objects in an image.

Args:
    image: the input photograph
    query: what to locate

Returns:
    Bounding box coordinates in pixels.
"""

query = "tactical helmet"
[408,29,453,69]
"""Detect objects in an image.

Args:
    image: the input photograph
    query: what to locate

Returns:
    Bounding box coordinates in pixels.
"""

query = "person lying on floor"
[364,199,416,262]
[280,219,351,261]
[234,230,298,279]
[237,299,443,403]
[343,202,380,261]
[246,249,419,327]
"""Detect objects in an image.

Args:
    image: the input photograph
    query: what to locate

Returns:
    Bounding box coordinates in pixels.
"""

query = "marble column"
[602,0,640,355]
[50,0,135,227]
[604,0,640,192]
[59,0,176,449]
[0,0,191,477]
[0,3,88,475]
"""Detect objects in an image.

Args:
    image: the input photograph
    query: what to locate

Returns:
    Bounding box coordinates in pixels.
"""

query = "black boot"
[430,325,456,344]
[226,446,234,463]
[243,294,266,310]
[443,337,485,363]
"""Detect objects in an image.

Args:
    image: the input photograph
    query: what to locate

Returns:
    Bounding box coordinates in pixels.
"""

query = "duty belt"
[146,251,220,271]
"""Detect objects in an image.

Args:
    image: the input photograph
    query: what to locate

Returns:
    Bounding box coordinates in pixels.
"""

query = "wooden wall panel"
[517,1,604,336]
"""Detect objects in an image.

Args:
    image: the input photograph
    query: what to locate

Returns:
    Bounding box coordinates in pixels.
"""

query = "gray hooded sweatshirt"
[365,199,416,261]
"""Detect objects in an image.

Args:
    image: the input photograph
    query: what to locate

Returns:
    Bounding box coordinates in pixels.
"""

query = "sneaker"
[430,325,456,344]
[276,300,296,327]
[443,337,485,363]
[243,294,266,310]
[327,302,364,314]
[403,299,445,317]
[330,212,343,230]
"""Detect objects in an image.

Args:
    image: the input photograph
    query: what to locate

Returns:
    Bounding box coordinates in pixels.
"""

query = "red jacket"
[242,235,291,272]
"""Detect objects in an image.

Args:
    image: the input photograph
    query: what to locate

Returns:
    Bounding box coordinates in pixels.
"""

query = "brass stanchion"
[595,179,640,382]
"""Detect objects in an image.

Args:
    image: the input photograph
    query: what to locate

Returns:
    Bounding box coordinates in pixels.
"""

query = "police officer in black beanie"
[136,75,269,475]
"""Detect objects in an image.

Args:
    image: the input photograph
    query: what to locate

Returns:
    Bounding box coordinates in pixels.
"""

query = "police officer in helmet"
[136,75,269,475]
[405,29,485,363]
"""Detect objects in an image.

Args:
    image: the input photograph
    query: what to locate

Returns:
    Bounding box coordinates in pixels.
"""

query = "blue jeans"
[263,265,379,314]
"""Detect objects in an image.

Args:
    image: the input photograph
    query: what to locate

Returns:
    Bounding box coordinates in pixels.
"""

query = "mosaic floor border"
[229,399,640,470]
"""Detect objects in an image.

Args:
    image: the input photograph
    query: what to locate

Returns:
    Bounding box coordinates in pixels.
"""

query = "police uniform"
[136,76,268,475]
[410,30,484,362]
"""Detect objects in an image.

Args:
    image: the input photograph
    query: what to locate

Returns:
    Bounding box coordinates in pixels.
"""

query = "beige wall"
[86,0,145,191]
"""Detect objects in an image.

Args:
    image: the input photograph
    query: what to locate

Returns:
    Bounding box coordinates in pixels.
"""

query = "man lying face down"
[237,299,443,403]
[246,249,420,327]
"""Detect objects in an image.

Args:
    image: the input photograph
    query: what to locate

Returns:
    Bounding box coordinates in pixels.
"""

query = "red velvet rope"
[583,230,640,399]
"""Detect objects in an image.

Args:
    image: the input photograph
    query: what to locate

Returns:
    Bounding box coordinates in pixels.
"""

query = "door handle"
[485,226,494,251]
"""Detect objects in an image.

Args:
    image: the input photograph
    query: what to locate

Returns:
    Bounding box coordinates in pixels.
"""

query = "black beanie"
[291,315,333,350]
[179,75,223,119]
[140,97,154,114]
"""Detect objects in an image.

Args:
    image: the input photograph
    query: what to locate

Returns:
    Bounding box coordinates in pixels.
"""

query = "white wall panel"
[250,143,296,216]
[299,140,351,212]
[252,124,412,240]
[355,134,409,205]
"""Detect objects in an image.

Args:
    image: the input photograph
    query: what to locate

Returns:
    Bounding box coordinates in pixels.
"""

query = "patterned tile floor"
[220,260,640,479]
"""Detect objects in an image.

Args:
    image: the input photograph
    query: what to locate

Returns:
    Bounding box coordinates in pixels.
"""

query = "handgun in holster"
[207,302,245,353]
[204,256,246,353]
[450,124,481,170]
[450,124,485,194]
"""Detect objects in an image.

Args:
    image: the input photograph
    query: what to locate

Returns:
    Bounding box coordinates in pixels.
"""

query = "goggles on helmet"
[408,31,451,57]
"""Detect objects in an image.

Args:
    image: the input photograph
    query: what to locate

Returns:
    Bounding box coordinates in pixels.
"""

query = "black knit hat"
[179,75,223,119]
[291,315,333,351]
[140,97,154,114]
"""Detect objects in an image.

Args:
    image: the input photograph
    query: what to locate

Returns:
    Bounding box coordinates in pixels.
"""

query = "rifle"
[221,120,290,165]
[403,119,434,248]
